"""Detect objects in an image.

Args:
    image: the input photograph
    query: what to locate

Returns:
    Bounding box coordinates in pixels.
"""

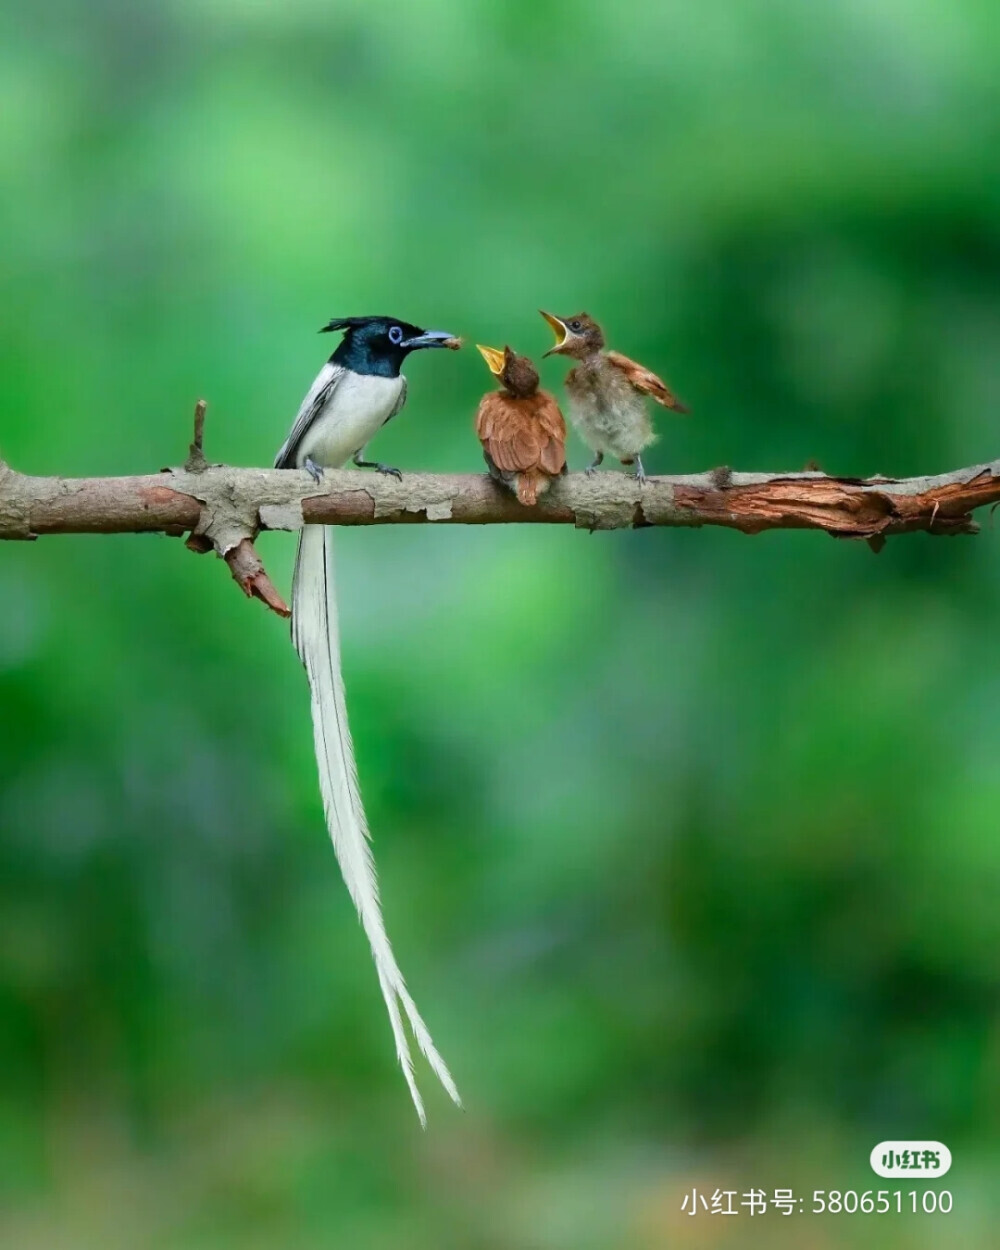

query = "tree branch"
[2,456,998,613]
[3,459,999,536]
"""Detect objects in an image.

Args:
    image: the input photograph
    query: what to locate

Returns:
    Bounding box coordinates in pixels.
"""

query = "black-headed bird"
[275,315,462,1125]
[474,344,566,505]
[539,311,688,482]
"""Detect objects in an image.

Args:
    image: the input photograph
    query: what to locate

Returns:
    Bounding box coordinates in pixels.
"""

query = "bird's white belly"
[296,372,405,468]
[569,389,653,459]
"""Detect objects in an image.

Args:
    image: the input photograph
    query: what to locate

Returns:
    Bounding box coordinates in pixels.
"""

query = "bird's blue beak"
[402,329,460,350]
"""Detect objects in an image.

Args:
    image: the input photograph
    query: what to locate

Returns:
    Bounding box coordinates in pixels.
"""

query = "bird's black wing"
[274,362,347,468]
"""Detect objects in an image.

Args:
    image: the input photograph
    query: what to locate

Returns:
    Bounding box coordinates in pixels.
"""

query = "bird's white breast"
[566,364,653,458]
[296,371,405,469]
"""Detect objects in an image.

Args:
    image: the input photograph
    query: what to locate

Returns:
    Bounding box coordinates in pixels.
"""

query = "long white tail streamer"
[291,523,461,1125]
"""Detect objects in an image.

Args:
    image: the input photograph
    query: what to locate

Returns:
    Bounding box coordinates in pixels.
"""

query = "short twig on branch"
[185,399,209,474]
[2,454,999,616]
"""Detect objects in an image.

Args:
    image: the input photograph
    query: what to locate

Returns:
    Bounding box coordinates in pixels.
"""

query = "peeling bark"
[3,459,998,615]
[3,461,998,537]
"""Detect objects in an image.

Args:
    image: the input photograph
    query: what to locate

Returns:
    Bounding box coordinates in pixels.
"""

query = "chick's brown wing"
[475,392,544,472]
[530,391,567,476]
[605,350,689,412]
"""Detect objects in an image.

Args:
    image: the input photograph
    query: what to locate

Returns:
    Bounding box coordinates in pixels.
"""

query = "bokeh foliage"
[1,1,999,1246]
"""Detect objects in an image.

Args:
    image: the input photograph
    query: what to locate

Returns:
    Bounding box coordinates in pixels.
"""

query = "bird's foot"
[629,456,648,485]
[352,450,403,480]
[584,452,604,477]
[304,457,325,483]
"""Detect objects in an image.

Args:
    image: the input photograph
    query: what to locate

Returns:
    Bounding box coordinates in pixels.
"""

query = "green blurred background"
[2,1,999,1246]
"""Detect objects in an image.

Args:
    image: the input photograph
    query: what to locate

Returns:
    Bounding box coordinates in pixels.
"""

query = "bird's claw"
[304,457,324,483]
[375,463,403,481]
[630,456,648,485]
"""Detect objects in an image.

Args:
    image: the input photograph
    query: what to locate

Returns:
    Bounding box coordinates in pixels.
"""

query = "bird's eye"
[570,320,582,332]
[388,325,404,345]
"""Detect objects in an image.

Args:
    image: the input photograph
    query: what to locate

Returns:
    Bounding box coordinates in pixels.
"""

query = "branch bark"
[3,458,1000,536]
[2,456,998,612]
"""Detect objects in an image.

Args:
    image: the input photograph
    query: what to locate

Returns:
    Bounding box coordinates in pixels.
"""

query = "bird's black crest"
[319,315,392,334]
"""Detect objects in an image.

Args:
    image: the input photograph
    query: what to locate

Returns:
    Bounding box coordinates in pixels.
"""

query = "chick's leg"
[621,455,647,484]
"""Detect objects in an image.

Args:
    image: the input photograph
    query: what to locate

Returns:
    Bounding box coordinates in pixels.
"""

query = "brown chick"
[474,345,567,506]
[540,311,688,482]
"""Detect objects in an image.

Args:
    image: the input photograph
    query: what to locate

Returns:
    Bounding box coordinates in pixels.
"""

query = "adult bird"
[275,315,462,1125]
[539,311,688,482]
[474,344,566,505]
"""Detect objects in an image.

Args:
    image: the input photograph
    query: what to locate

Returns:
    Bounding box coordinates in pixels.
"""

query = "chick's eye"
[388,325,404,344]
[570,320,582,332]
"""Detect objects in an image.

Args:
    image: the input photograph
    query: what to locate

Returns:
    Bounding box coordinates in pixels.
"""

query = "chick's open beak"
[476,344,507,376]
[540,310,569,357]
